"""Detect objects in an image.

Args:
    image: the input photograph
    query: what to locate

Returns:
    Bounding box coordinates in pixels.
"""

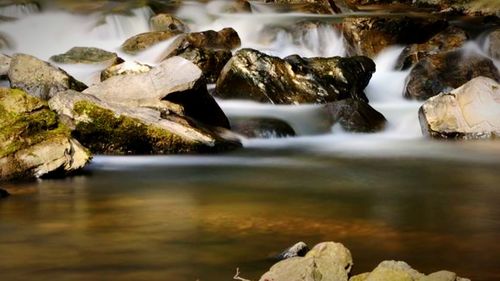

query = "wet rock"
[224,0,251,13]
[121,30,182,54]
[215,48,375,104]
[0,188,9,198]
[262,0,339,14]
[7,54,87,100]
[259,242,353,281]
[403,50,500,100]
[177,47,232,83]
[0,54,10,78]
[50,47,121,64]
[150,13,189,32]
[84,56,230,129]
[277,241,310,260]
[100,61,152,81]
[161,28,241,59]
[419,76,500,139]
[0,88,90,181]
[396,26,468,70]
[487,28,500,60]
[326,99,386,133]
[48,91,241,154]
[230,117,296,139]
[343,17,448,58]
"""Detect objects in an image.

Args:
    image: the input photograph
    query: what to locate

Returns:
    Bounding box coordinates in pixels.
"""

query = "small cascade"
[0,3,39,19]
[91,7,153,40]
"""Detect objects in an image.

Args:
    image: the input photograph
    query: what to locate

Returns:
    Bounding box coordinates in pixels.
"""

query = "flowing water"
[1,1,500,281]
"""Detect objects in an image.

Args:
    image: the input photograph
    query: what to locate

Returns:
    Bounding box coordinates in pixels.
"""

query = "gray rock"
[230,117,296,139]
[326,99,386,133]
[150,13,189,32]
[100,61,152,81]
[277,241,310,260]
[419,76,500,139]
[50,47,121,64]
[215,48,375,104]
[8,54,87,100]
[259,242,353,281]
[404,50,500,100]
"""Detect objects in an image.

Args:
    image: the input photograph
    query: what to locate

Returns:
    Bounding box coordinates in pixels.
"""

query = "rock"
[421,271,461,281]
[161,28,241,59]
[261,0,339,14]
[177,47,232,83]
[230,117,296,139]
[487,28,500,60]
[277,242,310,260]
[48,91,241,154]
[343,17,448,58]
[403,50,500,100]
[259,242,353,281]
[121,30,182,54]
[396,26,468,70]
[419,76,500,139]
[84,56,230,129]
[7,54,87,100]
[0,88,90,181]
[215,48,375,104]
[326,99,386,133]
[100,61,152,81]
[150,13,189,32]
[0,32,13,50]
[224,0,251,13]
[50,47,121,64]
[0,54,10,78]
[0,188,9,198]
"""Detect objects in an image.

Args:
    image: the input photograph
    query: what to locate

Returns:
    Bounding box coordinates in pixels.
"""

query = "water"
[1,1,500,280]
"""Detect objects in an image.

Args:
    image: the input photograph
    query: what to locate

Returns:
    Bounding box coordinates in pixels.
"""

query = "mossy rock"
[50,47,121,64]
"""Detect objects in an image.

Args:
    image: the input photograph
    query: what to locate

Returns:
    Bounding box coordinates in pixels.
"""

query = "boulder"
[121,30,182,54]
[7,54,87,100]
[343,17,448,58]
[100,61,152,81]
[326,99,386,133]
[150,13,189,32]
[177,47,232,83]
[161,28,241,59]
[403,50,500,100]
[48,91,241,154]
[396,26,468,70]
[418,76,500,139]
[230,117,296,139]
[50,47,121,64]
[224,0,252,13]
[215,48,375,104]
[0,88,90,181]
[260,0,339,14]
[0,188,9,198]
[487,28,500,60]
[259,242,353,281]
[277,242,310,260]
[0,54,10,78]
[84,56,230,129]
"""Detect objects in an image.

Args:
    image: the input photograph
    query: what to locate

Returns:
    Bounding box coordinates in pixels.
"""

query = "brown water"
[1,145,500,281]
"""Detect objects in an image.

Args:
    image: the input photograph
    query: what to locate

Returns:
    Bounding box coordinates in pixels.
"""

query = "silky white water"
[0,1,499,156]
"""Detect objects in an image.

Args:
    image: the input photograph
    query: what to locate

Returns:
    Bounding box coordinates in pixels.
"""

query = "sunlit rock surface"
[419,77,500,139]
[150,13,189,32]
[100,60,152,81]
[121,30,182,54]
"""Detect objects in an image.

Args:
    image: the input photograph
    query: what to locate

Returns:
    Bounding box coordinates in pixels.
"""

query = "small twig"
[233,267,253,281]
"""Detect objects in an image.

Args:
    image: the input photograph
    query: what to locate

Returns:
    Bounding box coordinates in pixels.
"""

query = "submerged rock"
[121,30,182,54]
[259,242,353,281]
[0,188,9,198]
[487,28,500,60]
[230,117,296,139]
[419,76,500,139]
[404,50,500,100]
[8,54,87,100]
[100,61,152,81]
[326,99,386,133]
[396,26,468,70]
[0,88,90,181]
[150,13,189,32]
[50,47,121,64]
[277,241,310,260]
[85,56,230,129]
[215,48,375,104]
[49,91,241,154]
[343,17,448,58]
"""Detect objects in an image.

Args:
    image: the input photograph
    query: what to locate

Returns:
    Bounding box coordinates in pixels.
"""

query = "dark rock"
[230,117,296,139]
[150,13,189,32]
[326,99,386,133]
[396,26,468,70]
[177,47,232,83]
[121,30,182,54]
[403,50,500,100]
[487,28,500,60]
[7,54,87,100]
[343,17,448,58]
[0,188,10,198]
[215,48,375,104]
[277,242,310,260]
[50,47,121,64]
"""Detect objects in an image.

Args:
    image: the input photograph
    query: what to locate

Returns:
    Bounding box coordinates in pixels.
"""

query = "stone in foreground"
[8,54,87,100]
[259,242,353,281]
[0,88,90,181]
[419,77,500,139]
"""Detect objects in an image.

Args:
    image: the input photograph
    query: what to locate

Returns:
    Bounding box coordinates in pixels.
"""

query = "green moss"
[72,100,203,154]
